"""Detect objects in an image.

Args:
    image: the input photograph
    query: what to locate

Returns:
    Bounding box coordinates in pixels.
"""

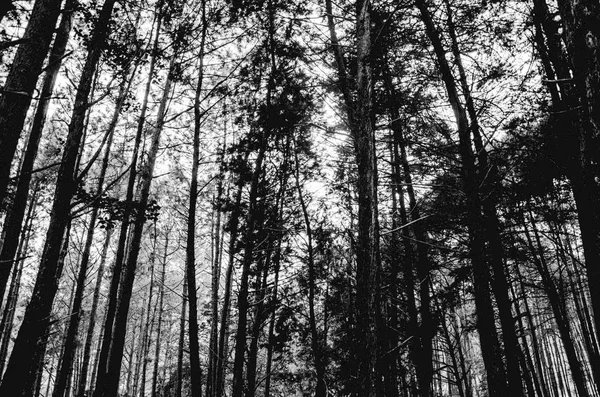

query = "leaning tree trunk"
[414,0,509,395]
[92,3,163,390]
[0,0,117,393]
[0,0,75,303]
[0,0,62,205]
[93,32,181,397]
[0,189,36,375]
[52,56,136,397]
[444,3,524,395]
[523,207,591,397]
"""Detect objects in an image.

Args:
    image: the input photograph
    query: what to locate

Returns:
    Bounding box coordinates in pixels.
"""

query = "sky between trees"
[1,0,600,396]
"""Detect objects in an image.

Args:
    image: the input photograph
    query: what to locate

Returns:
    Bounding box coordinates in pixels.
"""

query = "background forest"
[1,0,599,396]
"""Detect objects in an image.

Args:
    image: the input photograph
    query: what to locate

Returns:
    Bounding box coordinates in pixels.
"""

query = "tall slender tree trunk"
[215,184,242,397]
[535,0,600,358]
[523,207,590,397]
[207,144,225,397]
[76,226,111,397]
[262,253,280,397]
[509,263,545,397]
[94,27,182,396]
[444,3,524,395]
[186,3,208,393]
[215,148,247,397]
[231,131,269,397]
[124,313,140,396]
[93,4,163,391]
[231,2,278,391]
[0,0,75,302]
[294,145,327,397]
[383,64,433,397]
[326,1,382,394]
[151,236,168,397]
[0,0,117,393]
[245,254,269,397]
[0,189,36,376]
[0,0,62,204]
[53,56,136,397]
[176,274,187,397]
[139,233,159,397]
[414,1,509,395]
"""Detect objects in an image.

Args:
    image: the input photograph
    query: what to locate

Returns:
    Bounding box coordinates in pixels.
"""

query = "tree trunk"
[215,150,247,397]
[0,0,62,204]
[325,1,382,394]
[444,3,524,395]
[187,3,208,393]
[0,189,36,376]
[414,1,509,395]
[0,0,117,393]
[294,146,327,397]
[231,5,279,389]
[245,254,269,397]
[207,147,225,397]
[0,0,75,302]
[76,226,111,397]
[53,56,135,397]
[139,233,159,397]
[151,236,168,397]
[231,130,268,397]
[92,3,163,390]
[523,207,590,397]
[124,313,140,396]
[262,253,280,397]
[541,0,600,358]
[94,27,181,396]
[383,64,433,397]
[176,274,187,397]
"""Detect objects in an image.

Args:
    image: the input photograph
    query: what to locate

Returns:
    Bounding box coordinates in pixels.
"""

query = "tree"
[0,0,62,206]
[326,0,382,394]
[0,0,118,393]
